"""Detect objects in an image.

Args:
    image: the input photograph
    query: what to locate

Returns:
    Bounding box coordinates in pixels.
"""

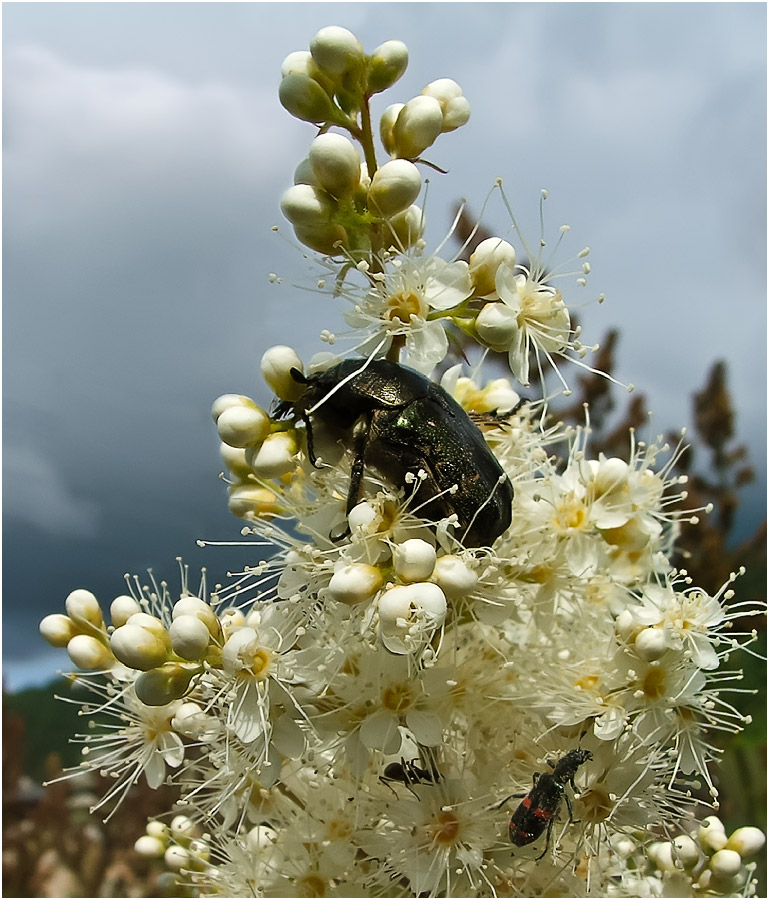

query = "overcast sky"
[3,2,766,690]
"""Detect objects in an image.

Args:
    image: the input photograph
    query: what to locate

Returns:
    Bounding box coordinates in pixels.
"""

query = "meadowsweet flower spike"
[39,25,764,899]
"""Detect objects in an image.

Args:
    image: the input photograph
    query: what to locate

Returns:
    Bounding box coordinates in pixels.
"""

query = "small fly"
[381,758,441,797]
[507,749,592,859]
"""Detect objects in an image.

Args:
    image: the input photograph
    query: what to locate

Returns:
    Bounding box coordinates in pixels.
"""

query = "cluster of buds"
[642,816,766,896]
[135,815,209,894]
[278,25,470,257]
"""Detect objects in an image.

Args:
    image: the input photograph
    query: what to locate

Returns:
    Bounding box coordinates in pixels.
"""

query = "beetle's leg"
[303,415,321,469]
[346,411,373,515]
[563,787,582,824]
[534,817,555,861]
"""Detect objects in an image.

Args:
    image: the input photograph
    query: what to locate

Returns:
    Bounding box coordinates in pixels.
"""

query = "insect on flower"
[507,748,592,859]
[276,358,514,547]
[381,758,441,797]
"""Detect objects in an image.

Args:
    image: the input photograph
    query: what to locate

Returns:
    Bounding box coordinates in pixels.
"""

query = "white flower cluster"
[40,24,764,899]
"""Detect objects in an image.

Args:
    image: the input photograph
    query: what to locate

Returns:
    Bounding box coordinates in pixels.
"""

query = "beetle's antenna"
[461,473,511,545]
[306,337,388,415]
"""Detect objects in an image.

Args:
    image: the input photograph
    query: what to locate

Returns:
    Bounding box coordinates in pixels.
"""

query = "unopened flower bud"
[709,849,742,878]
[293,157,317,186]
[475,301,518,352]
[725,826,765,858]
[67,634,112,670]
[310,26,363,77]
[171,814,197,838]
[309,133,361,199]
[648,841,676,873]
[65,589,103,627]
[211,393,259,423]
[109,594,142,628]
[261,346,305,402]
[280,50,314,78]
[111,617,170,671]
[392,95,443,158]
[278,73,335,124]
[164,844,190,871]
[671,834,700,869]
[379,103,404,156]
[280,183,335,228]
[146,820,168,839]
[293,222,349,255]
[432,555,478,597]
[368,40,409,93]
[385,204,424,249]
[246,430,298,478]
[172,596,220,635]
[228,483,280,520]
[422,78,470,132]
[216,404,270,449]
[699,816,728,853]
[393,539,436,583]
[469,237,517,296]
[634,627,668,661]
[135,835,166,857]
[169,615,211,661]
[220,443,253,479]
[40,613,76,648]
[328,563,383,605]
[369,159,422,217]
[134,662,196,706]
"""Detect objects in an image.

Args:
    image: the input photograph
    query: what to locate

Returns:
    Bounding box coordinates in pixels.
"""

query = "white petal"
[359,709,401,753]
[405,709,443,745]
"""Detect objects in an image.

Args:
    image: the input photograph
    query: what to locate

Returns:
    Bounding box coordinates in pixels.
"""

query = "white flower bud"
[725,826,766,858]
[221,608,246,638]
[368,40,409,93]
[310,26,363,77]
[648,841,676,873]
[393,539,436,583]
[246,430,298,478]
[614,609,636,641]
[220,443,252,479]
[671,834,700,869]
[40,613,76,648]
[328,563,383,605]
[309,133,361,199]
[164,844,190,871]
[280,183,335,228]
[379,103,404,156]
[169,615,211,661]
[67,634,112,670]
[369,159,422,217]
[420,79,471,132]
[634,627,668,661]
[293,156,317,186]
[261,346,305,402]
[393,95,443,158]
[111,619,170,671]
[432,555,478,597]
[441,95,471,132]
[146,820,168,839]
[228,484,280,520]
[469,237,517,297]
[172,596,221,637]
[211,393,259,423]
[385,204,424,249]
[280,50,313,78]
[171,814,197,838]
[134,662,195,706]
[709,849,742,878]
[292,222,349,255]
[379,582,447,654]
[246,824,278,853]
[278,73,335,124]
[65,589,103,627]
[699,816,728,853]
[216,404,270,449]
[109,594,142,628]
[188,839,210,864]
[348,500,379,532]
[135,835,166,857]
[475,301,518,351]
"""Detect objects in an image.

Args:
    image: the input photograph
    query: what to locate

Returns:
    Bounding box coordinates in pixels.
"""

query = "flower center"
[430,809,461,845]
[386,290,423,324]
[381,682,414,712]
[642,667,666,700]
[297,874,326,898]
[247,647,273,679]
[554,495,587,531]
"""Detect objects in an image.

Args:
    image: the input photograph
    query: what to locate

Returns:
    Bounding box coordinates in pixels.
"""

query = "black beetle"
[508,748,592,859]
[277,358,513,547]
